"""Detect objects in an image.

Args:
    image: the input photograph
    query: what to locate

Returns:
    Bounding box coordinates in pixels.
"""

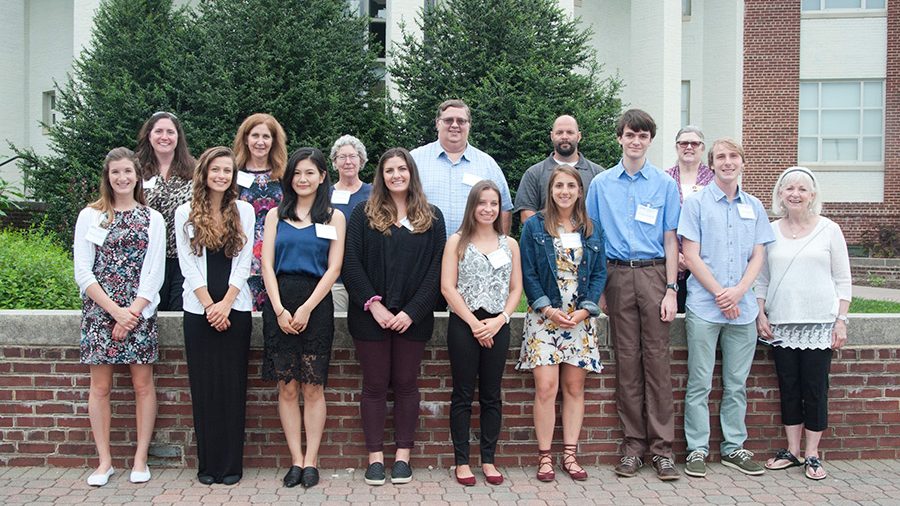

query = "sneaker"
[721,448,765,476]
[684,450,707,478]
[364,462,386,486]
[391,460,413,484]
[613,455,643,477]
[651,455,680,481]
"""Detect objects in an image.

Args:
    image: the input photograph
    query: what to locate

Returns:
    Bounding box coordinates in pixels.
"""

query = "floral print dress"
[238,169,283,311]
[516,237,602,372]
[80,207,158,365]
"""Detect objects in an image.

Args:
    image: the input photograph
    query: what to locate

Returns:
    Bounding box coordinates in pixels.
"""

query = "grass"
[513,296,900,314]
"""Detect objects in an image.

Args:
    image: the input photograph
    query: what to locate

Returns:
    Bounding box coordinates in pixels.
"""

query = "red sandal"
[562,444,588,481]
[537,449,555,482]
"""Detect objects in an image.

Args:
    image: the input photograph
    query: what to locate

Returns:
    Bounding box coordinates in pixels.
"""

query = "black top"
[206,248,231,302]
[342,204,446,342]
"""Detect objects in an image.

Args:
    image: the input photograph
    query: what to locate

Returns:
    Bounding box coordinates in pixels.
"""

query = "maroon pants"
[354,336,427,453]
[605,262,675,459]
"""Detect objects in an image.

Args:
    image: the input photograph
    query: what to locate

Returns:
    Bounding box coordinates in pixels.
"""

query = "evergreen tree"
[13,0,191,243]
[389,0,622,201]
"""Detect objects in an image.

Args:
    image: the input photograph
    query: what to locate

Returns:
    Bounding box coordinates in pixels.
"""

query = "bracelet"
[364,295,382,312]
[203,302,213,312]
[502,311,511,324]
[277,308,287,317]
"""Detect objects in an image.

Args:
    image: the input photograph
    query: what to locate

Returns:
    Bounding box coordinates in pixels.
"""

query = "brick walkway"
[2,461,899,505]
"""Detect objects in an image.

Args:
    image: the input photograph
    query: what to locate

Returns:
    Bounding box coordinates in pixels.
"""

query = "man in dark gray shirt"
[514,115,604,223]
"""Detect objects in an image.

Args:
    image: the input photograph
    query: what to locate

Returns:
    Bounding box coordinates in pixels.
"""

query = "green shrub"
[0,228,81,309]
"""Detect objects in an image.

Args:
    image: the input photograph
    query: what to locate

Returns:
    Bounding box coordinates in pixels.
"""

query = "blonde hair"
[771,166,822,216]
[232,113,288,180]
[186,147,247,258]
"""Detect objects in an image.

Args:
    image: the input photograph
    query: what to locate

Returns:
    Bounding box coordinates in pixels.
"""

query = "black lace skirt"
[261,273,334,385]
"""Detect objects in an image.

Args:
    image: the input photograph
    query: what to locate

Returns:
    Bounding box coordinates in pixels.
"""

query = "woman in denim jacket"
[516,165,606,482]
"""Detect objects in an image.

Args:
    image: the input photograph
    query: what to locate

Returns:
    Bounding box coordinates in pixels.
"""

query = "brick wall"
[2,330,899,470]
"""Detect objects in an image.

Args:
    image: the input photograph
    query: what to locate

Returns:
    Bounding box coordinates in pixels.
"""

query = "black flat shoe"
[222,474,241,486]
[283,465,303,487]
[300,467,319,488]
[197,474,215,485]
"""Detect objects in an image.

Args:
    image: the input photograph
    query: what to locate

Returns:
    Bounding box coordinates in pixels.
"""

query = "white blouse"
[72,206,166,318]
[174,200,256,315]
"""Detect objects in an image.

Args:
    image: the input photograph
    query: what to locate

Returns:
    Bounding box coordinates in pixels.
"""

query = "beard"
[554,141,577,157]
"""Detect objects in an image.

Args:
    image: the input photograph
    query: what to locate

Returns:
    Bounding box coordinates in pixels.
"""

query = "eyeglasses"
[439,117,470,126]
[676,141,702,148]
[335,154,359,162]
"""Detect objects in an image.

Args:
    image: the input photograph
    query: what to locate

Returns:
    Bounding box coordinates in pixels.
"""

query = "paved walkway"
[2,461,899,505]
[853,285,900,303]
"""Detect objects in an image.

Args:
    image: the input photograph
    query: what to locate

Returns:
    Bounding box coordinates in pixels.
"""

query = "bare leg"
[804,428,823,458]
[532,365,560,450]
[301,383,325,468]
[369,451,384,465]
[88,365,114,475]
[129,364,157,472]
[560,364,587,473]
[767,424,803,468]
[456,464,474,479]
[396,448,411,462]
[277,380,304,466]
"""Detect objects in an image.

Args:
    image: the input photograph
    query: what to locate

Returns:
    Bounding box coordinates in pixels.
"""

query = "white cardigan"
[73,206,166,318]
[174,200,255,315]
[755,217,852,324]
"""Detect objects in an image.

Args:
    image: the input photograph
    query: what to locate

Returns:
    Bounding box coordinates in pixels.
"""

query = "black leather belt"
[608,258,666,268]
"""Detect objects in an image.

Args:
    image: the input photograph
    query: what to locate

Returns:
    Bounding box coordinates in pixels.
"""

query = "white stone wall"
[0,2,26,189]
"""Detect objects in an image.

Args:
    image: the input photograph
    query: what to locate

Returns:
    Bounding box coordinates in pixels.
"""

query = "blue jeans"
[684,310,756,455]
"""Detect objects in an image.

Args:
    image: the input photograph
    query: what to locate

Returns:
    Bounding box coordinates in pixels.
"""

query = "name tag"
[236,171,255,188]
[461,173,483,187]
[486,248,511,269]
[85,225,109,246]
[315,224,338,240]
[144,176,157,190]
[331,190,351,205]
[399,217,415,231]
[560,232,582,249]
[737,203,756,220]
[186,224,195,239]
[635,204,659,225]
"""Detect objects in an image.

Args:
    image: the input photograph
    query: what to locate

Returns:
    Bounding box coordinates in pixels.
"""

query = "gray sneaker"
[721,448,765,476]
[684,450,707,478]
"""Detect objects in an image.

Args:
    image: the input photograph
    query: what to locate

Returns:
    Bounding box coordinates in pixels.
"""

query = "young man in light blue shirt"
[677,138,775,478]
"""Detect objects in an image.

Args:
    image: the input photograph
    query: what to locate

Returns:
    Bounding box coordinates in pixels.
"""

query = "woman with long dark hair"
[175,146,254,485]
[73,147,165,486]
[261,148,345,489]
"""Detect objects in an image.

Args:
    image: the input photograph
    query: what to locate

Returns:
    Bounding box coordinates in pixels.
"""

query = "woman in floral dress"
[232,113,288,310]
[73,148,165,487]
[517,165,606,482]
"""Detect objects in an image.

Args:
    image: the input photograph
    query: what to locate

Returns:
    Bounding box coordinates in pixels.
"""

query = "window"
[682,0,692,17]
[681,81,690,127]
[41,90,57,135]
[801,0,886,11]
[798,80,884,164]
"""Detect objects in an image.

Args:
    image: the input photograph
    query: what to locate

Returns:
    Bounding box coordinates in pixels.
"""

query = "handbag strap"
[766,220,827,307]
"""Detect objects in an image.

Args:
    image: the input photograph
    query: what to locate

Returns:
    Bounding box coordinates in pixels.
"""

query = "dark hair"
[365,147,434,234]
[278,148,333,224]
[89,147,146,224]
[435,99,472,123]
[187,146,245,258]
[543,165,593,238]
[135,111,195,180]
[616,108,657,139]
[456,180,503,257]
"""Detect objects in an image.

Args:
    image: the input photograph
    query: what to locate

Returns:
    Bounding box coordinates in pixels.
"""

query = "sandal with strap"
[765,448,804,470]
[561,444,588,481]
[805,456,827,480]
[537,449,555,482]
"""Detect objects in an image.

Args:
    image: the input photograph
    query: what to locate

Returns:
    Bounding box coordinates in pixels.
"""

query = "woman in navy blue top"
[260,148,345,489]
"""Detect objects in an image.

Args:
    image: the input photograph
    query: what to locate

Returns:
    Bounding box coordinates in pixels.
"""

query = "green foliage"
[0,228,81,309]
[389,0,622,196]
[849,297,900,313]
[0,177,24,218]
[861,226,900,258]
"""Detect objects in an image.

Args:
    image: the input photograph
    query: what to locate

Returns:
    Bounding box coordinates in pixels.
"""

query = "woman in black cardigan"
[342,147,445,487]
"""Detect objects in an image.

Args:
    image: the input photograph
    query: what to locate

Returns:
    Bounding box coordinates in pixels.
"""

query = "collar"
[613,159,651,180]
[436,141,471,162]
[708,181,745,203]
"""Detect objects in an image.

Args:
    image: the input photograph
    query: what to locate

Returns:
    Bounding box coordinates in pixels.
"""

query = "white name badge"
[399,217,415,231]
[635,204,659,225]
[461,173,483,187]
[144,176,157,190]
[186,224,195,239]
[236,171,255,189]
[85,225,109,246]
[560,232,582,249]
[331,190,351,205]
[737,203,756,220]
[315,224,338,240]
[486,249,511,269]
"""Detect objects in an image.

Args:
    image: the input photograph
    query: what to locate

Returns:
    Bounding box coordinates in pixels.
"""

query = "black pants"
[158,257,185,311]
[676,272,689,314]
[447,310,510,465]
[772,346,832,431]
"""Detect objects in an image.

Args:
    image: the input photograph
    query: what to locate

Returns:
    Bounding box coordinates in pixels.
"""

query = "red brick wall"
[2,344,899,469]
[742,1,900,244]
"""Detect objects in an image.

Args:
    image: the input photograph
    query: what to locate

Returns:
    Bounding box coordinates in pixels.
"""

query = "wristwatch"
[666,282,679,293]
[836,314,849,325]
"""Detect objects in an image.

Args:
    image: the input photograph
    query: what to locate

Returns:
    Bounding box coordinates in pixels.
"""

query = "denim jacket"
[520,212,607,317]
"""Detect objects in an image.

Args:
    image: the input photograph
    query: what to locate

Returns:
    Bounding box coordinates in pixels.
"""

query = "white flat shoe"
[87,467,114,486]
[130,465,151,483]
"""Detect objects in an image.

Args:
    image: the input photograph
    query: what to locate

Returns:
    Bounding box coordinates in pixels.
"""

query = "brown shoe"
[651,455,680,481]
[613,455,643,477]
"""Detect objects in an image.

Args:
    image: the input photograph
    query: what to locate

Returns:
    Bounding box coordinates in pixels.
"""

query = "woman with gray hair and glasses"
[329,135,372,312]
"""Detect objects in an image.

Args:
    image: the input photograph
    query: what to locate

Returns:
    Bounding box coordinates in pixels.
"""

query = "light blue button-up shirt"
[677,182,775,324]
[585,159,681,260]
[411,140,513,238]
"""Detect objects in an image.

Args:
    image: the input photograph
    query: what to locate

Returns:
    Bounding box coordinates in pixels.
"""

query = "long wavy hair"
[186,146,246,258]
[278,148,333,224]
[135,111,195,180]
[365,148,434,235]
[543,165,593,238]
[232,113,288,180]
[455,180,503,257]
[89,147,146,226]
